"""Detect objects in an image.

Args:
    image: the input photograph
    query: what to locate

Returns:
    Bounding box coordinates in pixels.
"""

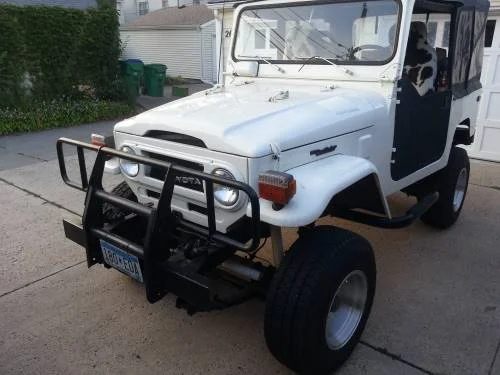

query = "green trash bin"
[144,64,167,97]
[120,60,144,98]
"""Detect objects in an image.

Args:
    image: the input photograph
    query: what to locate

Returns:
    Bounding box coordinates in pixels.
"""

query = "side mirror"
[232,61,259,77]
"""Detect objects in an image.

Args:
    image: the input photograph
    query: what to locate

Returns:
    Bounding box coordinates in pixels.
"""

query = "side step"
[334,192,439,229]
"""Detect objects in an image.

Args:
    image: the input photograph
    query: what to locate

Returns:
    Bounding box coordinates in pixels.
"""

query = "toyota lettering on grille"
[175,175,204,192]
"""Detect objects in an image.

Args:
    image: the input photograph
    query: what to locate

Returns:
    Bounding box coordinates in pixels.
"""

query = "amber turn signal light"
[91,133,106,147]
[258,171,296,206]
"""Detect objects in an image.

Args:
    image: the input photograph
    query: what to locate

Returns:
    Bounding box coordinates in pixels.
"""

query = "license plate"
[100,240,143,282]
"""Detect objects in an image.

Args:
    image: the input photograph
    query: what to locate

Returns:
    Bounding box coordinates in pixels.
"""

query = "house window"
[138,1,149,16]
[162,0,168,7]
[485,19,496,48]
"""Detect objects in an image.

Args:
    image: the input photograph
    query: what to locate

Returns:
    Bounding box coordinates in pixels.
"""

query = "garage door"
[468,16,500,162]
[120,29,203,80]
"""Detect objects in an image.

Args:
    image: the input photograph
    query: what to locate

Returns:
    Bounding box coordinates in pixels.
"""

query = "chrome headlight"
[119,146,139,177]
[212,168,239,207]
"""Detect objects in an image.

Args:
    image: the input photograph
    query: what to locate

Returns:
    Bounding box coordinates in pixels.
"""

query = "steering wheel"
[350,44,387,60]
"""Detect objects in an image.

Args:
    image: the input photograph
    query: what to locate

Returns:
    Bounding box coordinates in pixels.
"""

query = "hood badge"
[268,90,289,102]
[310,145,337,156]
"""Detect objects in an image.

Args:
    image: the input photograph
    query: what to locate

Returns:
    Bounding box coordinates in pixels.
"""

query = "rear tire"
[102,181,137,223]
[420,147,470,229]
[264,226,376,375]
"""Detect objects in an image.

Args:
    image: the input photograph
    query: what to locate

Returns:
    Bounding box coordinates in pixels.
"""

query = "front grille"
[146,189,161,199]
[145,152,204,192]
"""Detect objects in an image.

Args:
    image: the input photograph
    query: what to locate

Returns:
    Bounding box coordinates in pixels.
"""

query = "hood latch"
[269,90,289,102]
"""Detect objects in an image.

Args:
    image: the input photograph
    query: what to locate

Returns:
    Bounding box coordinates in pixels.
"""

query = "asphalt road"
[1,123,500,375]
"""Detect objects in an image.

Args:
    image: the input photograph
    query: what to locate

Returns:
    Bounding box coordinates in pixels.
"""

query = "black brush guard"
[56,138,261,306]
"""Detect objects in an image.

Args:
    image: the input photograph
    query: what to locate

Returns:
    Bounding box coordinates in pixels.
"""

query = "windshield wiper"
[238,55,286,73]
[298,56,353,76]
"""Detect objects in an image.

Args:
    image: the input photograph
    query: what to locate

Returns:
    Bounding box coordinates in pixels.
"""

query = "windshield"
[234,0,400,65]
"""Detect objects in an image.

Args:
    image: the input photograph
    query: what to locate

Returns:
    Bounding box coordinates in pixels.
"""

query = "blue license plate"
[100,240,143,282]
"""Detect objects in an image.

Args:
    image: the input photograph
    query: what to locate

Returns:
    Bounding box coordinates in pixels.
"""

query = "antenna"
[217,0,227,86]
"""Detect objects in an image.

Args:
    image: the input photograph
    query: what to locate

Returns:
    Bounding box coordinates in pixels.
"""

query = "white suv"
[57,0,489,372]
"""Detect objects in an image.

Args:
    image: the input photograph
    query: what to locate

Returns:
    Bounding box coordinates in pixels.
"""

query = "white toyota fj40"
[57,0,489,372]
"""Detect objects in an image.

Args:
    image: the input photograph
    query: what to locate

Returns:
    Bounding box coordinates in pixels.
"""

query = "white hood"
[115,82,387,158]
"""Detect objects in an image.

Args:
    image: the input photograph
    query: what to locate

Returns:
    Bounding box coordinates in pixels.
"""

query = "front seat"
[403,21,437,96]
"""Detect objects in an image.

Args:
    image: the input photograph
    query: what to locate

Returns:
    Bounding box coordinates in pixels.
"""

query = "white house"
[117,0,208,24]
[120,5,217,82]
[208,0,500,163]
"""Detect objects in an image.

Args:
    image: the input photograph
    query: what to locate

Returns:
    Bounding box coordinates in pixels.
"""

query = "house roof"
[130,5,214,27]
[206,0,242,9]
[0,0,96,9]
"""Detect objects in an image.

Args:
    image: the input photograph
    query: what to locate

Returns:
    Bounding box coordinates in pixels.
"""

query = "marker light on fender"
[258,171,296,206]
[90,133,106,147]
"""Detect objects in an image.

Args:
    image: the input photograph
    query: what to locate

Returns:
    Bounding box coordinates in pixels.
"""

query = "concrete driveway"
[1,123,500,375]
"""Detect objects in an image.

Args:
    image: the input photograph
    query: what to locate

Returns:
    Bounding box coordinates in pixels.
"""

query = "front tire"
[264,226,376,375]
[102,181,137,223]
[420,147,470,229]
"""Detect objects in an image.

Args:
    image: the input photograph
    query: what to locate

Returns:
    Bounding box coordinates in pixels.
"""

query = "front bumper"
[56,138,261,306]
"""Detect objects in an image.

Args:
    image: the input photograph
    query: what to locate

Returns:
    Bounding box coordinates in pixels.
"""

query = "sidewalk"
[0,121,115,171]
[0,83,213,171]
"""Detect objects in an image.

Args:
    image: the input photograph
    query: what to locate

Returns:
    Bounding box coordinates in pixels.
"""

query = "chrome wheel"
[325,270,368,350]
[453,167,468,213]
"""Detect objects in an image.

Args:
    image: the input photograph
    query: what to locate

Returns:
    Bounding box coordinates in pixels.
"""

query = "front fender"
[247,155,385,227]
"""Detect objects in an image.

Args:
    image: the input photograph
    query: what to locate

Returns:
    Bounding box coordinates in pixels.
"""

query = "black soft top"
[415,0,489,11]
[208,0,489,10]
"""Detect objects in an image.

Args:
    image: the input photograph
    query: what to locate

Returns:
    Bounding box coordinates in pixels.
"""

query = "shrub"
[0,100,135,136]
[0,5,127,107]
[79,7,126,101]
[165,75,187,85]
[0,11,25,108]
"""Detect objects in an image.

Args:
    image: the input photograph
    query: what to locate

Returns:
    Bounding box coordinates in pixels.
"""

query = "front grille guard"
[56,138,261,302]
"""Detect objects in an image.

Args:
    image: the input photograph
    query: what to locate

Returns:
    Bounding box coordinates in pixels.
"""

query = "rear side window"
[452,8,474,94]
[468,10,487,87]
[451,8,489,96]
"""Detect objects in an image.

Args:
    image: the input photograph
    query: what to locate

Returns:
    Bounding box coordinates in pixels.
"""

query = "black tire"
[264,226,376,375]
[102,181,137,223]
[420,147,470,229]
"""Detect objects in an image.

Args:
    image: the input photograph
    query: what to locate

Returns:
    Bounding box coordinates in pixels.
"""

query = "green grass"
[165,75,186,85]
[0,100,136,136]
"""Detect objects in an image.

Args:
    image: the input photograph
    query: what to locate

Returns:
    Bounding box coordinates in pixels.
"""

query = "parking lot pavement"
[1,124,500,375]
[0,181,84,296]
[0,262,426,375]
[349,186,500,374]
